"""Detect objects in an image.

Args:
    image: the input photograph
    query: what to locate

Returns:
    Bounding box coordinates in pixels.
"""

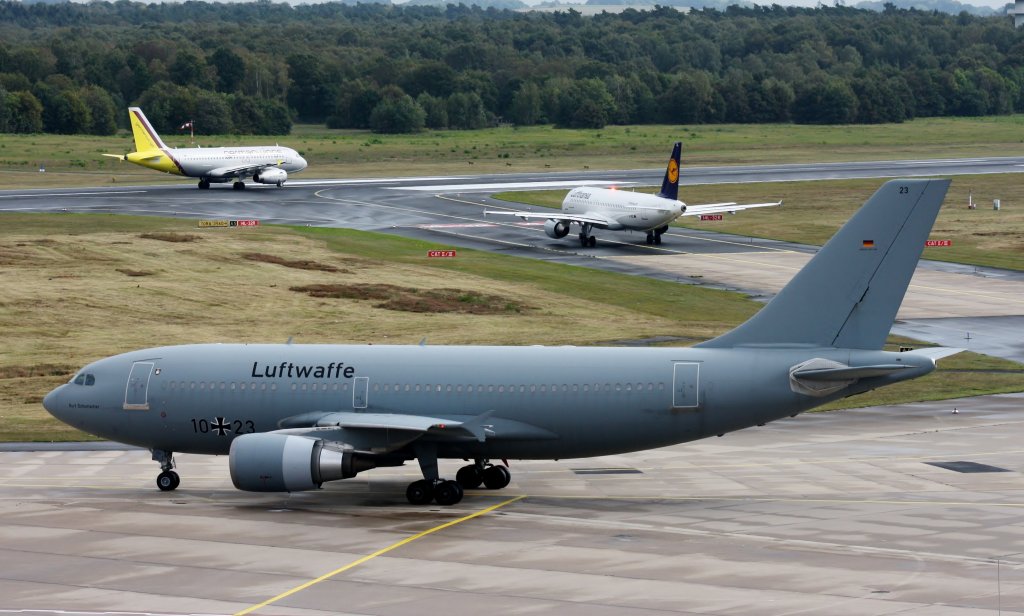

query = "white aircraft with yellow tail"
[104,107,307,190]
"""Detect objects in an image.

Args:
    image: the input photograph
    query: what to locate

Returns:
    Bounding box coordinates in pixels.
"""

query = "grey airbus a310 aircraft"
[44,178,957,506]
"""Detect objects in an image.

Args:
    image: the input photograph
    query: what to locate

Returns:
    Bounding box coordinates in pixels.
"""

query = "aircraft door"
[124,361,155,410]
[353,376,369,409]
[672,362,700,409]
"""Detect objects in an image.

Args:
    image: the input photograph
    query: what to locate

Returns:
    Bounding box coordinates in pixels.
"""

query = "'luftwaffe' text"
[251,362,355,379]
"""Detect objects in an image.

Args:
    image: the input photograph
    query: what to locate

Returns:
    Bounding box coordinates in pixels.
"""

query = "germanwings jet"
[486,142,780,247]
[44,178,958,507]
[103,107,307,190]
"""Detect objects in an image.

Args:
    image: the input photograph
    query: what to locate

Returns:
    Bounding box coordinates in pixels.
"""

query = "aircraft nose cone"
[42,385,63,417]
[297,156,308,171]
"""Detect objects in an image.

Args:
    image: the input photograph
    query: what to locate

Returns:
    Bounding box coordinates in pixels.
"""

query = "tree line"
[0,0,1022,135]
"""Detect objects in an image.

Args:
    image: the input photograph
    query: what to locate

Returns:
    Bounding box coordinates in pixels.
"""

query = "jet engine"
[544,219,571,239]
[228,433,375,492]
[254,167,288,186]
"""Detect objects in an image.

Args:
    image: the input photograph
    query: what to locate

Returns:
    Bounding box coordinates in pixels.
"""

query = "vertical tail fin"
[128,107,168,152]
[697,179,950,350]
[656,141,682,201]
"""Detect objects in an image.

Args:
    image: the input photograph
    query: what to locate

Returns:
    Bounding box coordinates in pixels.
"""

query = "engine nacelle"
[254,167,288,186]
[544,219,571,239]
[229,433,375,492]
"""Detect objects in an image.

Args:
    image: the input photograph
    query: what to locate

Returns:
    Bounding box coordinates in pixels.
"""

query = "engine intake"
[544,219,571,239]
[229,433,376,492]
[254,167,288,186]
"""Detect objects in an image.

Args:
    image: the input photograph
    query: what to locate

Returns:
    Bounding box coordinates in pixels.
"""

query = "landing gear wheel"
[406,479,434,505]
[198,179,210,189]
[646,232,654,245]
[276,181,283,188]
[588,235,597,248]
[232,181,245,190]
[456,465,484,489]
[433,480,464,506]
[654,234,662,245]
[579,232,589,247]
[156,470,180,492]
[482,465,511,490]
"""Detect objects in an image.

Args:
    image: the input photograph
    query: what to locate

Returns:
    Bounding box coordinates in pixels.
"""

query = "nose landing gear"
[152,449,180,491]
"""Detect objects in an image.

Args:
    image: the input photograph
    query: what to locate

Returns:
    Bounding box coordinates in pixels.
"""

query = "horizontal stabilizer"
[901,347,964,361]
[792,363,911,381]
[101,153,126,161]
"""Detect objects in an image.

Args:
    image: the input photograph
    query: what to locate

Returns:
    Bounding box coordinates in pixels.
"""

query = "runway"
[2,393,1024,615]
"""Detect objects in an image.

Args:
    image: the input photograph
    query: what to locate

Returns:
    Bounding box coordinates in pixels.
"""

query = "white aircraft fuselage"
[562,186,684,232]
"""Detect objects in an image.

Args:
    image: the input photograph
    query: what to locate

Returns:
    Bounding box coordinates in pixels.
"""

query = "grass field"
[1,213,1021,442]
[496,173,1024,272]
[3,115,1024,189]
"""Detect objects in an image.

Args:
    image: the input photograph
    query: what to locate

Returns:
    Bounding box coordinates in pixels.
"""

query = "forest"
[0,0,1022,135]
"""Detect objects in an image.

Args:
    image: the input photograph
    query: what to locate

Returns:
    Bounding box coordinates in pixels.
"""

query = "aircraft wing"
[683,201,782,216]
[207,161,284,179]
[277,410,557,446]
[484,209,614,227]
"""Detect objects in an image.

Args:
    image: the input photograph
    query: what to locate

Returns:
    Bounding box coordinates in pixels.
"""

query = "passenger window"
[85,374,95,386]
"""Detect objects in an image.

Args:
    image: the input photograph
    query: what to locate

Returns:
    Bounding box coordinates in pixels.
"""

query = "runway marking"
[233,495,525,616]
[393,180,631,192]
[0,190,148,199]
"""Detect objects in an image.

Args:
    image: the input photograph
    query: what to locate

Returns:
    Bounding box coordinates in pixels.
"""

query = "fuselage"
[43,343,933,460]
[562,187,684,232]
[126,146,307,179]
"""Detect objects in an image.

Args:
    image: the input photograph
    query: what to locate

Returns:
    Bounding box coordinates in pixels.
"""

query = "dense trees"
[0,0,1023,135]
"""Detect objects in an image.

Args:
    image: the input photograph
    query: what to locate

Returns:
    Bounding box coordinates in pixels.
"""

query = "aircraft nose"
[42,384,64,417]
[297,156,308,171]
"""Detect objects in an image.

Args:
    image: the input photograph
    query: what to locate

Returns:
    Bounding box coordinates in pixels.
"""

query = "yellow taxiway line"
[233,494,526,615]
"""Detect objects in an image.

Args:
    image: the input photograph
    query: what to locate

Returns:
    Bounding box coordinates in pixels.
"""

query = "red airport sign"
[925,240,951,247]
[700,214,724,221]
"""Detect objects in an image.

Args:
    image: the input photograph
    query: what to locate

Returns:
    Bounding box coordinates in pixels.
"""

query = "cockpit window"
[85,374,95,386]
[74,374,85,385]
[72,373,96,386]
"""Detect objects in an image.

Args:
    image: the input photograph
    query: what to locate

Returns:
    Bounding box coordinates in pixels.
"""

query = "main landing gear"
[578,223,597,248]
[645,225,668,245]
[405,446,512,506]
[198,179,210,189]
[152,449,180,491]
[232,181,246,190]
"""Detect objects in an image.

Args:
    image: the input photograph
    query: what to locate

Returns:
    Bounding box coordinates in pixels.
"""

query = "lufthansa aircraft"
[45,178,957,506]
[485,142,780,247]
[104,107,307,190]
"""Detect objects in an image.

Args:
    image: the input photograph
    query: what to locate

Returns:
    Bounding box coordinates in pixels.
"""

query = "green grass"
[5,115,1024,188]
[495,173,1024,272]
